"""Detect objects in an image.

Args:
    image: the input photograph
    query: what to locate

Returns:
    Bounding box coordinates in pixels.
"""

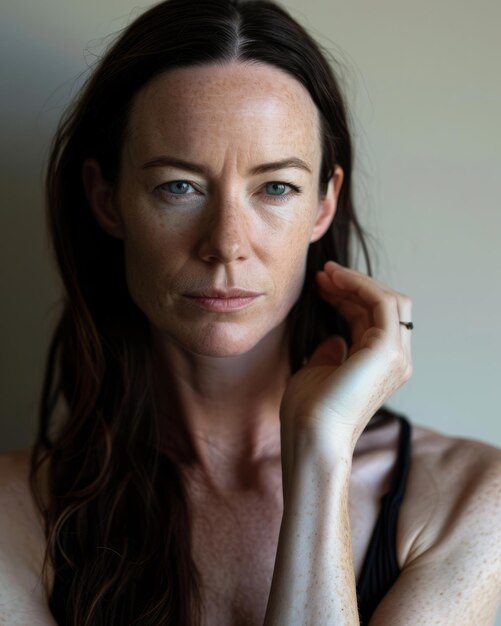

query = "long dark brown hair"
[29,0,393,623]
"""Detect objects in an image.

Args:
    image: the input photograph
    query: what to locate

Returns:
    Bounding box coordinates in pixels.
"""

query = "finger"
[316,271,375,324]
[316,272,372,315]
[324,261,392,293]
[396,295,413,376]
[320,263,412,375]
[306,335,348,369]
[321,266,401,343]
[316,273,373,347]
[318,266,390,317]
[325,262,411,308]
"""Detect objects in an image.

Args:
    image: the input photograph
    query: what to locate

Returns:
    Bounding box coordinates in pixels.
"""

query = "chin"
[184,324,271,357]
[156,314,288,359]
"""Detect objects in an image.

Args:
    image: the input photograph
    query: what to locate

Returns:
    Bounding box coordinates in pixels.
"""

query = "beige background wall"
[1,0,500,617]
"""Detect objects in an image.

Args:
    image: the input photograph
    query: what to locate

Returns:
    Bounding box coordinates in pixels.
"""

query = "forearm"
[264,438,359,626]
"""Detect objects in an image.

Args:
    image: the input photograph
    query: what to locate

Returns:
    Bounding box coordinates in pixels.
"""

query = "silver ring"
[399,321,414,330]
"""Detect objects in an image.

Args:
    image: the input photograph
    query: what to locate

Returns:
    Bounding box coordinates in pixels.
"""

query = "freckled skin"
[2,62,501,626]
[115,62,330,358]
[3,426,501,625]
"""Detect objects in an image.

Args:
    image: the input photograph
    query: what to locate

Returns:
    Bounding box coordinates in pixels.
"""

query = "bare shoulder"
[368,424,501,623]
[0,448,56,625]
[398,421,501,567]
[410,421,501,500]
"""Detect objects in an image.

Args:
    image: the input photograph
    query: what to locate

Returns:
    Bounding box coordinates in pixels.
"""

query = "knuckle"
[384,293,399,309]
[403,363,413,381]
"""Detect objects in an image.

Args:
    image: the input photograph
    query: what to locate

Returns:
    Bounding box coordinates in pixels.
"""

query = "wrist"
[284,416,357,459]
[279,427,353,500]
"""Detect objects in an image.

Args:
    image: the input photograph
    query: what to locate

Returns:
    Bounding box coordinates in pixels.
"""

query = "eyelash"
[155,180,303,203]
[263,181,303,201]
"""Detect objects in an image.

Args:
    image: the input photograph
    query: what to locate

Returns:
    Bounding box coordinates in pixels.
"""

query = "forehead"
[125,61,322,168]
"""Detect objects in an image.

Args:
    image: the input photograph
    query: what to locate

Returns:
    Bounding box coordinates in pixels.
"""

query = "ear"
[310,165,344,243]
[82,158,124,239]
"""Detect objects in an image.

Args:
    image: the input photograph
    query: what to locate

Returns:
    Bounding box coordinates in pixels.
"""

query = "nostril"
[197,223,250,264]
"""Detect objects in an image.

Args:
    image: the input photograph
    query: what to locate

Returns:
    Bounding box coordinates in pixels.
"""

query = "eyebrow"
[140,155,312,175]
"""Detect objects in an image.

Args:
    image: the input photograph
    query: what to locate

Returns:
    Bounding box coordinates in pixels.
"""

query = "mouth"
[184,288,262,299]
[183,289,263,312]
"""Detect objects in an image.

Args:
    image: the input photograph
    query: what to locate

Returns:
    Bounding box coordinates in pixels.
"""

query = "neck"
[151,322,291,490]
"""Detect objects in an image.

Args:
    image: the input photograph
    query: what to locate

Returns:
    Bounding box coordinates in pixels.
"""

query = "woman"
[1,0,500,624]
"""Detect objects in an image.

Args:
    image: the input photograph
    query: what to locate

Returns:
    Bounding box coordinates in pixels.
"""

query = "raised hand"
[280,260,413,464]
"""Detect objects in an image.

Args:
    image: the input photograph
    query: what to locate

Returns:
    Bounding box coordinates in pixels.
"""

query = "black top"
[356,414,412,624]
[48,414,412,625]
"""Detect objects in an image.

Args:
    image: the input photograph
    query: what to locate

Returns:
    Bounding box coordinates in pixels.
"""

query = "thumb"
[305,335,348,369]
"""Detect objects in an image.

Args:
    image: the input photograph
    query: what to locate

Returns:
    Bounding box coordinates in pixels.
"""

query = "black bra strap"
[356,414,412,624]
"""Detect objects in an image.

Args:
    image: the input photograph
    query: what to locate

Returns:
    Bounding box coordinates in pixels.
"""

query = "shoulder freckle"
[399,426,501,564]
[431,434,501,525]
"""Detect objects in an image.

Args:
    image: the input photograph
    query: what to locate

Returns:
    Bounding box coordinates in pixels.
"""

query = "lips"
[184,288,262,298]
[183,288,262,312]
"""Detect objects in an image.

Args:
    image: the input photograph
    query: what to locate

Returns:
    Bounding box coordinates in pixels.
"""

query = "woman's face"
[87,61,340,357]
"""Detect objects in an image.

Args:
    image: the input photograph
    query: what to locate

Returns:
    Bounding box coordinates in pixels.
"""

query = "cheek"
[121,218,182,320]
[274,199,321,308]
[271,225,312,309]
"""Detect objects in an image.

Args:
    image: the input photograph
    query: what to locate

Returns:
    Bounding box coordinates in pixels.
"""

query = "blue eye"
[265,182,289,196]
[165,180,195,194]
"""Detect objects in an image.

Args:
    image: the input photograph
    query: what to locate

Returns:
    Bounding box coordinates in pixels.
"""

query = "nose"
[197,195,251,264]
